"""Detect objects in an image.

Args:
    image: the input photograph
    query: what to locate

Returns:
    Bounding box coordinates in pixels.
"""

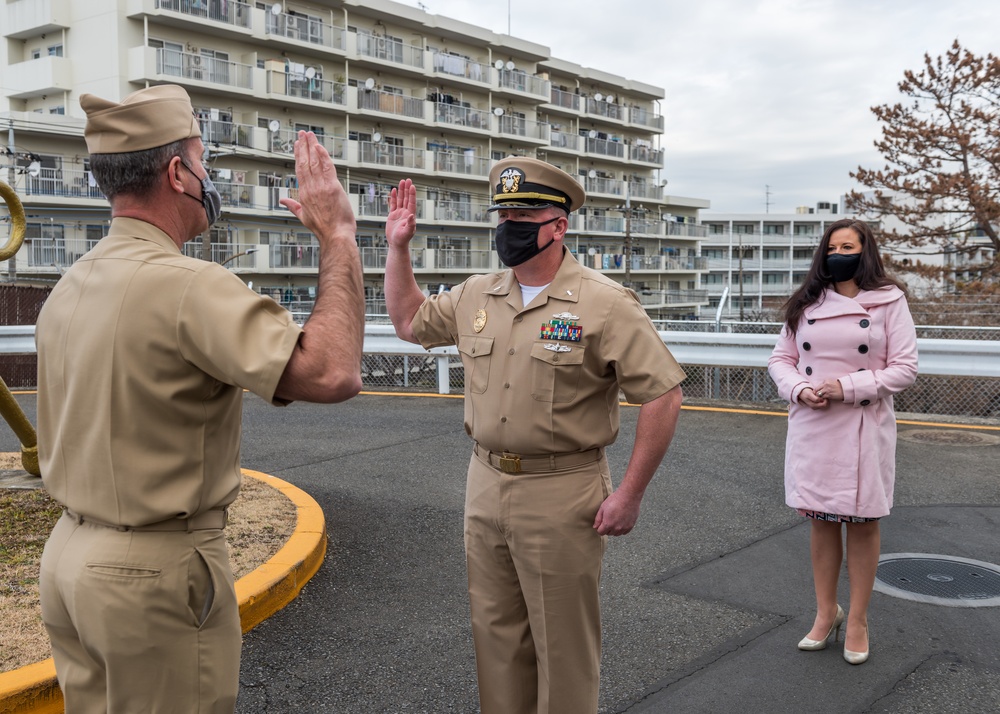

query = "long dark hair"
[781,218,906,334]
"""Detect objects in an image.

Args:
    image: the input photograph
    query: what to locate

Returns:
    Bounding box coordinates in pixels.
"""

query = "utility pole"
[764,184,772,214]
[738,229,745,321]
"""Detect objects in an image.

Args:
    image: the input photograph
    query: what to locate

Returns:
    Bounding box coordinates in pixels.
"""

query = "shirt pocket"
[530,342,585,403]
[457,334,494,394]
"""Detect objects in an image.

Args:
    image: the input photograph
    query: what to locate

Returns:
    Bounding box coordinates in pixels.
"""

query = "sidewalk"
[3,393,997,713]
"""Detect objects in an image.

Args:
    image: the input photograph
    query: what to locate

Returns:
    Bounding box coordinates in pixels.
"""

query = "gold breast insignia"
[474,309,487,333]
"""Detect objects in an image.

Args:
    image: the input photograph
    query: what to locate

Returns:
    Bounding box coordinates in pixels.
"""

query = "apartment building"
[699,202,849,319]
[1,0,709,318]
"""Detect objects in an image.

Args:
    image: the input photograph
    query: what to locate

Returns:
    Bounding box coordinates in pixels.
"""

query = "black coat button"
[807,319,816,324]
[858,368,865,372]
[860,399,871,406]
[860,319,870,328]
[805,366,813,375]
[858,344,869,354]
[803,342,811,351]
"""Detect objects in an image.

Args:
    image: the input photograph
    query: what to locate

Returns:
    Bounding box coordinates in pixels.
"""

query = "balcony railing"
[637,289,709,306]
[21,167,104,199]
[180,242,259,265]
[666,222,710,238]
[356,32,424,69]
[360,89,425,119]
[358,142,426,171]
[586,97,625,122]
[199,119,254,148]
[584,216,625,233]
[433,151,490,177]
[584,177,623,197]
[265,10,345,51]
[627,182,662,200]
[156,48,253,90]
[432,52,489,82]
[215,181,255,209]
[550,131,580,151]
[497,115,550,141]
[630,145,664,165]
[432,248,494,270]
[433,200,489,223]
[268,130,345,159]
[548,87,581,111]
[497,69,550,99]
[266,71,346,107]
[154,0,251,29]
[629,106,664,130]
[584,136,625,159]
[433,102,489,130]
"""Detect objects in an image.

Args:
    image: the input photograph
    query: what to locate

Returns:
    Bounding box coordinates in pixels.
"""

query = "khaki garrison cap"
[487,156,586,213]
[81,85,201,154]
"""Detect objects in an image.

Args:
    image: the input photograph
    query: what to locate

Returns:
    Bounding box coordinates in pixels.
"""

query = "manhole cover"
[898,429,1000,446]
[874,553,1000,607]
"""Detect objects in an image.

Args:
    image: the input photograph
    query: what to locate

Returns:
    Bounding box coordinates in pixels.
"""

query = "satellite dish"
[270,3,282,15]
[606,94,615,103]
[588,129,597,139]
[305,66,316,79]
[494,60,504,70]
[268,119,281,133]
[372,132,382,143]
[587,169,597,178]
[505,61,515,71]
[27,161,41,177]
[493,107,504,116]
[364,77,375,90]
[587,247,596,256]
[594,93,603,102]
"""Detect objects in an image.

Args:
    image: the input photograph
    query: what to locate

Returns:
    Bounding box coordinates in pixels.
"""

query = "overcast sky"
[412,0,998,213]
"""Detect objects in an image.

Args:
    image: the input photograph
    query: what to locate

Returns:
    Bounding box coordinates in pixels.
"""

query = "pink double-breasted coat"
[768,286,918,518]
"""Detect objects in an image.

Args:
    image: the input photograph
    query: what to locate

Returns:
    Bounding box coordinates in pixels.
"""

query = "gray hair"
[89,138,192,200]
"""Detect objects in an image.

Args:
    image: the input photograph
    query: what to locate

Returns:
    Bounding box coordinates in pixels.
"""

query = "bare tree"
[847,40,1000,293]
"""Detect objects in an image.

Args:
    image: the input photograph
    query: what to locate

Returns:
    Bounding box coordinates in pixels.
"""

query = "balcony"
[152,0,251,29]
[630,218,666,236]
[584,176,623,198]
[627,182,663,201]
[200,119,254,148]
[265,69,346,109]
[496,68,550,101]
[355,195,426,220]
[666,222,710,238]
[583,216,625,233]
[356,142,427,173]
[140,47,253,93]
[431,200,490,224]
[585,97,626,123]
[549,131,581,153]
[432,101,490,133]
[17,167,105,202]
[5,0,70,39]
[265,9,345,51]
[359,89,425,121]
[432,151,490,178]
[496,115,550,144]
[583,135,625,160]
[637,289,708,307]
[3,56,72,99]
[431,52,490,86]
[546,87,581,113]
[629,106,664,131]
[354,32,424,72]
[267,129,345,160]
[429,248,494,271]
[629,144,664,166]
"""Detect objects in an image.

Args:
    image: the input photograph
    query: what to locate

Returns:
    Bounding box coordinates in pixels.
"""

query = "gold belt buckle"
[498,452,522,474]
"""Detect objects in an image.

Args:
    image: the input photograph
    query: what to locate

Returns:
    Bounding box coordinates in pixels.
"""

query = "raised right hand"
[280,131,356,243]
[386,178,417,248]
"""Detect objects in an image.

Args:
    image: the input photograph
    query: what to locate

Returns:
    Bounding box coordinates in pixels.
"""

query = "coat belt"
[64,507,228,532]
[474,443,602,474]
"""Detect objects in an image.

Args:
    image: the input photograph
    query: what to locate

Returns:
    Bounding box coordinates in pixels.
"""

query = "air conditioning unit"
[191,55,203,67]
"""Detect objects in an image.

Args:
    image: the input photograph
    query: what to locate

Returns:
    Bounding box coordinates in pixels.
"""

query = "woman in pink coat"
[768,218,918,665]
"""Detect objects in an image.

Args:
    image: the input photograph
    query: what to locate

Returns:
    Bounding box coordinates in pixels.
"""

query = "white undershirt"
[519,282,550,307]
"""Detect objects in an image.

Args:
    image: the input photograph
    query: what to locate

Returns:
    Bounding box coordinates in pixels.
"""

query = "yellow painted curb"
[0,470,326,713]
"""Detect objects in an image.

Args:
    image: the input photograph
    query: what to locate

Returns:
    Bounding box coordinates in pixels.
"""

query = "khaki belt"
[65,508,228,532]
[474,444,602,474]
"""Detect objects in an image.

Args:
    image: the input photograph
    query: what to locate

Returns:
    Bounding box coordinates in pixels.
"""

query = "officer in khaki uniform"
[35,85,365,713]
[383,158,685,713]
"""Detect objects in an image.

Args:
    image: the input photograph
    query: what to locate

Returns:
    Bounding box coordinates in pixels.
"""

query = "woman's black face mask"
[494,215,560,266]
[825,253,862,282]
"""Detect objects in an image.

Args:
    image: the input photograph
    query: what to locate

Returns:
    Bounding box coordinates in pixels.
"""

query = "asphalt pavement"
[5,393,998,713]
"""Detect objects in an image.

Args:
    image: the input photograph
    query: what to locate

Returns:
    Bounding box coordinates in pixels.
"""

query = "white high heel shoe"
[843,621,869,665]
[797,605,845,651]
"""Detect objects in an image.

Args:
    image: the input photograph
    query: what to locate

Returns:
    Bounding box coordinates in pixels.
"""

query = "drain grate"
[874,553,1000,607]
[897,429,1000,446]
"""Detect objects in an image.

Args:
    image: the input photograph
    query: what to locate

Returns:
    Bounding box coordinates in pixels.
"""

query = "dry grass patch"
[0,467,296,673]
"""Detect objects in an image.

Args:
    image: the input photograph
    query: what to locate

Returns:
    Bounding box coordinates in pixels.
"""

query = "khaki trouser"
[465,449,611,714]
[40,512,241,714]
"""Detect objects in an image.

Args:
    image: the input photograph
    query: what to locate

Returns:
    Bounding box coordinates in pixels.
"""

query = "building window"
[763,224,784,235]
[49,106,65,115]
[763,249,785,260]
[48,45,64,57]
[763,273,785,284]
[703,248,725,259]
[31,49,41,59]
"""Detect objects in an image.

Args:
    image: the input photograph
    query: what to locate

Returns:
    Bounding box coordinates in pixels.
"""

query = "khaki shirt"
[36,218,302,526]
[412,249,686,454]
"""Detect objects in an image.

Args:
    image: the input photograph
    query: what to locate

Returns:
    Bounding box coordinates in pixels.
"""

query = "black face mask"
[495,216,560,267]
[826,253,861,282]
